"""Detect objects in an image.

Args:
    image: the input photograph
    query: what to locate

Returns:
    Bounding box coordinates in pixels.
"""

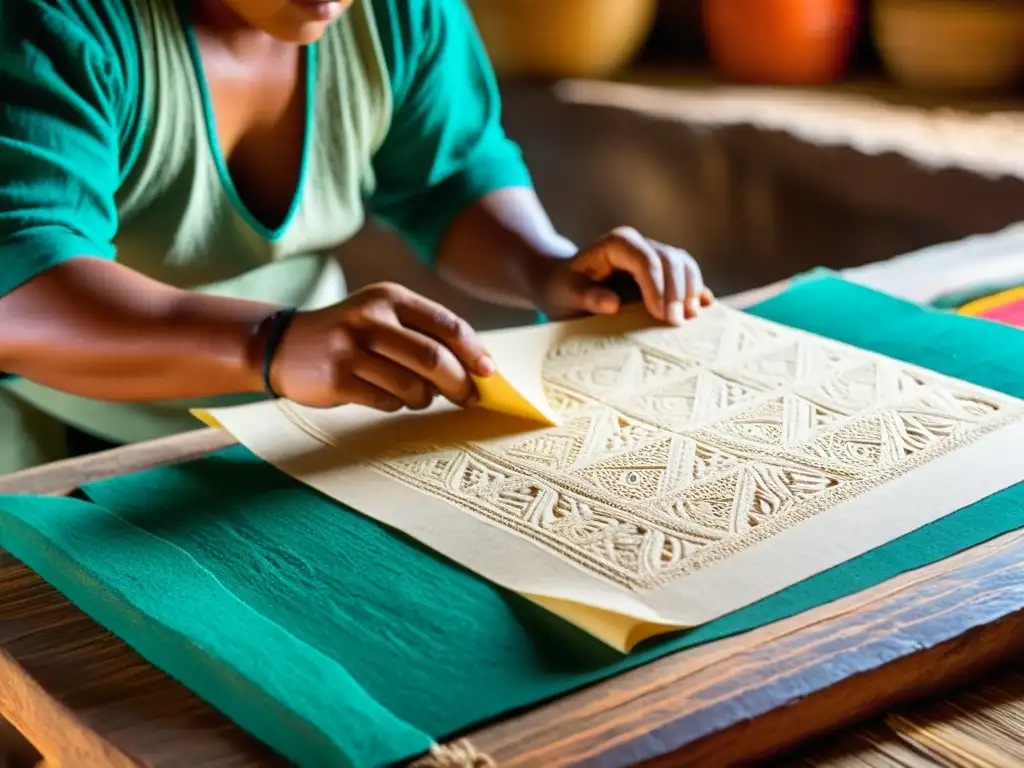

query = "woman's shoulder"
[3,0,140,90]
[5,0,137,50]
[2,0,144,168]
[370,0,476,50]
[368,0,481,98]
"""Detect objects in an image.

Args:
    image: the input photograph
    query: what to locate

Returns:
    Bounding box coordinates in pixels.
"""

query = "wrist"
[519,237,577,311]
[247,307,298,399]
[168,297,282,397]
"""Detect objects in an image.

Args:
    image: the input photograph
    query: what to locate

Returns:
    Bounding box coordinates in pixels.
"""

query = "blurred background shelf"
[468,0,1024,97]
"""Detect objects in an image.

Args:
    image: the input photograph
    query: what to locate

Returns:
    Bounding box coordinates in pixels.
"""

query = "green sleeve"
[0,0,140,299]
[370,0,533,264]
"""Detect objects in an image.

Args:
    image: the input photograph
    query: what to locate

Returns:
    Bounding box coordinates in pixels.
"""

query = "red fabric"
[975,298,1024,328]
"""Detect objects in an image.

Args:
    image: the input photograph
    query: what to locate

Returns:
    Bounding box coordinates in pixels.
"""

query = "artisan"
[0,0,712,474]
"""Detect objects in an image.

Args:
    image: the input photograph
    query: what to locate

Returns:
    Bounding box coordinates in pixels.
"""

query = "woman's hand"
[270,283,494,412]
[537,227,713,325]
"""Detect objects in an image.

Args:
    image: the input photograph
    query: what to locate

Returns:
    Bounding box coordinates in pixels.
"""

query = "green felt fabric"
[2,275,1024,768]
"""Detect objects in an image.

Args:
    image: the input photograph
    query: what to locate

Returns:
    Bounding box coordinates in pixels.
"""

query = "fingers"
[353,352,434,410]
[339,283,492,410]
[364,314,478,407]
[393,291,494,377]
[682,251,705,319]
[644,239,705,325]
[566,270,621,316]
[580,287,621,315]
[586,227,667,322]
[337,376,405,413]
[661,246,686,326]
[575,228,709,326]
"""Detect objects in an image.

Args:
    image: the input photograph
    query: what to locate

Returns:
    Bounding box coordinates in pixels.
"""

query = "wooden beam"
[0,430,235,497]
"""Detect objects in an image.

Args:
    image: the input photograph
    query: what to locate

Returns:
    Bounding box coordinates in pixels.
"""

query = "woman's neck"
[190,0,287,59]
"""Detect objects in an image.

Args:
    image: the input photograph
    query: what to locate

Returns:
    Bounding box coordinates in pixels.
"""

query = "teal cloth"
[2,275,1024,768]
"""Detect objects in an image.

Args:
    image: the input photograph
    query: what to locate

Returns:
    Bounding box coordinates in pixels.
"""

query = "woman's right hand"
[269,282,496,412]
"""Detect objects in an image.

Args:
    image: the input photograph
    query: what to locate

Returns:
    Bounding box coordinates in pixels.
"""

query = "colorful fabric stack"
[959,287,1024,329]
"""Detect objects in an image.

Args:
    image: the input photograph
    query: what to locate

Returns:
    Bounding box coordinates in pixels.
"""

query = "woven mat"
[793,670,1024,767]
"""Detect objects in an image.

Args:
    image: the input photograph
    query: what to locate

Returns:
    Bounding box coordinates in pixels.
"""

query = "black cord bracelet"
[258,307,298,399]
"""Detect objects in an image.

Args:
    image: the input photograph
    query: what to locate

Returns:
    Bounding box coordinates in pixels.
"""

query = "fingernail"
[667,301,684,326]
[475,355,495,377]
[465,392,480,408]
[686,298,699,317]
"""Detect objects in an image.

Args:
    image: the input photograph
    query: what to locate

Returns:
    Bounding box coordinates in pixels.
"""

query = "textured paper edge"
[469,306,655,426]
[204,306,1024,651]
[208,400,1024,634]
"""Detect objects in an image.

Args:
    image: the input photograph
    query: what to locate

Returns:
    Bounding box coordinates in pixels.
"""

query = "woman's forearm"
[0,257,276,401]
[436,187,577,310]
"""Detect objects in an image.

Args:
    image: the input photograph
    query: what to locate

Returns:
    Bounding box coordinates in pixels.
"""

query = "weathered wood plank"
[0,561,283,767]
[0,430,236,497]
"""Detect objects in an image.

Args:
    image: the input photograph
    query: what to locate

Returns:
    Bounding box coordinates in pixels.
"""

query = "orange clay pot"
[703,0,858,85]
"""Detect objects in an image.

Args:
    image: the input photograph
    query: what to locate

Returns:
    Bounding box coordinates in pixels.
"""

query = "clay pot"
[873,0,1024,91]
[466,0,658,78]
[702,0,859,85]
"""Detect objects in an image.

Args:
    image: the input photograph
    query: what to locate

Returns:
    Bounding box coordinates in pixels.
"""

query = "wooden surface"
[1,426,1023,767]
[0,554,283,768]
[0,429,235,497]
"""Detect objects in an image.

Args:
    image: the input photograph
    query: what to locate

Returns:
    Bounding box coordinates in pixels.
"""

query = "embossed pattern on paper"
[285,310,1022,592]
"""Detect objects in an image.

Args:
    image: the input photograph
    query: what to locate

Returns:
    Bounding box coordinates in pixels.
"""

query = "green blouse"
[0,0,531,463]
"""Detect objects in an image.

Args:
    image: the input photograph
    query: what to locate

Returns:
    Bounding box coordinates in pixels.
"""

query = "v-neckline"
[178,4,317,243]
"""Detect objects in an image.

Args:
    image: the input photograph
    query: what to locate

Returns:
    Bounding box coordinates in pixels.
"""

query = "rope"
[410,739,496,768]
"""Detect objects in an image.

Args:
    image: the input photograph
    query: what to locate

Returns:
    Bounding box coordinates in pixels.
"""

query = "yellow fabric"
[960,286,1024,316]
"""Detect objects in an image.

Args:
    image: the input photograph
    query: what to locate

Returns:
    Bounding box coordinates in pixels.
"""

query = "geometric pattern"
[364,308,1021,592]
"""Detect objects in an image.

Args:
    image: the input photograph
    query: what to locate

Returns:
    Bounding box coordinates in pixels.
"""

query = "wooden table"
[2,280,1024,768]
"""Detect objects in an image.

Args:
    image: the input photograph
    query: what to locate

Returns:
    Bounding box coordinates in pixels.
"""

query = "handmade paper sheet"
[200,305,1024,651]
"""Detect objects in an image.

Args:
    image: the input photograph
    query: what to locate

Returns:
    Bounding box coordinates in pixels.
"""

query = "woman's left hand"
[537,227,713,325]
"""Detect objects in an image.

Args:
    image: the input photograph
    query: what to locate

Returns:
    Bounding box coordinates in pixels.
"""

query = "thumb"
[548,270,620,317]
